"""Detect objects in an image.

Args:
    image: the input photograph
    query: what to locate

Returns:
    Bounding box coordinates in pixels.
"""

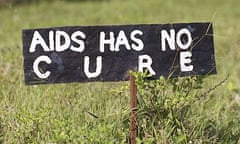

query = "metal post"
[130,74,137,144]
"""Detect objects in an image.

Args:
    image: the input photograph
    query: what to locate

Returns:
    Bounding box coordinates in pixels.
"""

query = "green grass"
[0,0,240,143]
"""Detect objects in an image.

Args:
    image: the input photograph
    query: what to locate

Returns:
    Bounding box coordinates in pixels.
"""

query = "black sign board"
[22,22,216,85]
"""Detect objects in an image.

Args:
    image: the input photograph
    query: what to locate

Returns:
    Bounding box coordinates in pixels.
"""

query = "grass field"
[0,0,240,143]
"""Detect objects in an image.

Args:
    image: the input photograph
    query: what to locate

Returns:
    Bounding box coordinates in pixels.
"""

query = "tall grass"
[0,0,240,143]
[131,72,240,143]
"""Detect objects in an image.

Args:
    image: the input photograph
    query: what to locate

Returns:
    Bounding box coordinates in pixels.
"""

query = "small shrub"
[128,71,240,143]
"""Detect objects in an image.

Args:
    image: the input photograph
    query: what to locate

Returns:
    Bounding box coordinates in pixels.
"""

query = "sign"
[22,22,217,85]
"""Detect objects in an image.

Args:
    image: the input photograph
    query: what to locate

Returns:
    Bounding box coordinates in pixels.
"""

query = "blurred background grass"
[0,0,240,143]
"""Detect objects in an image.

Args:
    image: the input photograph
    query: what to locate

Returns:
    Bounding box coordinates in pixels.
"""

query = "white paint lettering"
[138,55,156,75]
[55,31,71,52]
[176,28,192,50]
[49,30,54,51]
[29,31,50,53]
[131,30,144,51]
[70,31,86,53]
[180,51,193,72]
[33,55,51,79]
[99,32,115,53]
[115,30,131,52]
[84,56,102,78]
[161,29,175,51]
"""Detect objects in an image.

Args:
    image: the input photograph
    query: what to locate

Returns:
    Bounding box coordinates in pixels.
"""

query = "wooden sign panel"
[22,22,217,85]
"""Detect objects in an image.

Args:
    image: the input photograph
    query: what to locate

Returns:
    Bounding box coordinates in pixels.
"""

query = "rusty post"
[130,74,137,144]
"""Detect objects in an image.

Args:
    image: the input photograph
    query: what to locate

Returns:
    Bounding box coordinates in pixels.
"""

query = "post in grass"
[130,74,137,144]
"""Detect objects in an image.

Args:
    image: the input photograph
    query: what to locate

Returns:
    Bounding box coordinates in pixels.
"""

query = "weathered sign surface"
[22,22,216,85]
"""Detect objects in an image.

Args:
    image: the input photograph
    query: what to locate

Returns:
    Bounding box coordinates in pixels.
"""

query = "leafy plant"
[128,71,239,143]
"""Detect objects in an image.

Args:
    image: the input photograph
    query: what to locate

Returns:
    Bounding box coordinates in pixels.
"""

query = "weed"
[129,71,240,143]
